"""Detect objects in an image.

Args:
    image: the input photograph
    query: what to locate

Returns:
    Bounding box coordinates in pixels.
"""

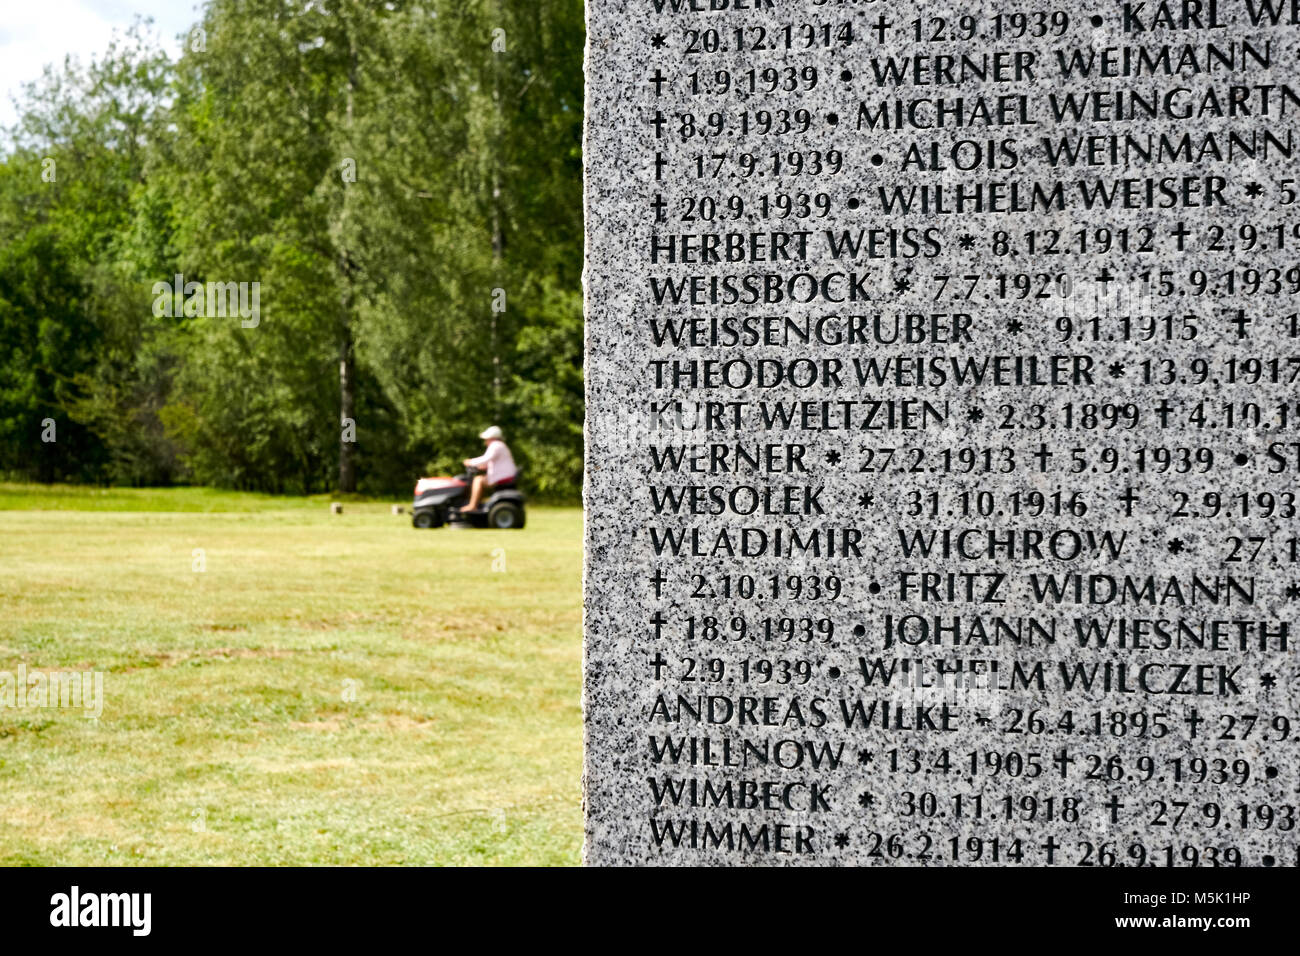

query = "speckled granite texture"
[584,0,1299,865]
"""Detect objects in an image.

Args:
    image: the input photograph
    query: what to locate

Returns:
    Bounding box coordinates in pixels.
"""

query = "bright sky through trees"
[0,2,196,128]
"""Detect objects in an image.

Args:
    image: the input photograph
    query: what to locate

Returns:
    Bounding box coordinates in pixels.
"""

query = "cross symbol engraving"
[1040,835,1061,864]
[1117,486,1140,517]
[650,569,666,598]
[1229,308,1252,340]
[1052,749,1075,776]
[1103,794,1125,823]
[1154,398,1175,427]
[653,152,668,181]
[1030,442,1053,472]
[650,652,668,679]
[1169,221,1190,250]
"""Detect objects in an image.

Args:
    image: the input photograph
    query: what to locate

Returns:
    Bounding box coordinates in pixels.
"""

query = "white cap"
[479,426,504,441]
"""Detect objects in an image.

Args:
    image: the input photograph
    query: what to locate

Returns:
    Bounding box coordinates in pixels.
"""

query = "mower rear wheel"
[412,510,439,529]
[487,501,525,529]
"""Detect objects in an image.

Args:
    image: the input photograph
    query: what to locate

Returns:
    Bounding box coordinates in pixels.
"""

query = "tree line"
[0,0,584,498]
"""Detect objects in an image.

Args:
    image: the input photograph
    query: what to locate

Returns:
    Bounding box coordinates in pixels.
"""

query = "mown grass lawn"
[0,484,582,865]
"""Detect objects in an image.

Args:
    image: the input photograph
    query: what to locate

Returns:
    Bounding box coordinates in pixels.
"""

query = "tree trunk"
[338,319,356,492]
[490,48,503,420]
[336,11,360,493]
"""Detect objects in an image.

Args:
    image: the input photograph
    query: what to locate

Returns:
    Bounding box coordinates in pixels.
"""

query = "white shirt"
[467,440,517,485]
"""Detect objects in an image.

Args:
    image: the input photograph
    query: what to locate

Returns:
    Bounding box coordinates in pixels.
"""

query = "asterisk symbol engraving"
[894,276,911,292]
[858,792,875,808]
[1245,182,1264,198]
[651,33,667,49]
[1261,673,1277,690]
[958,234,976,250]
[858,492,874,509]
[1285,583,1300,601]
[967,407,984,422]
[858,749,874,765]
[834,833,850,848]
[825,449,841,466]
[1006,320,1024,334]
[1108,362,1125,378]
[1168,539,1186,554]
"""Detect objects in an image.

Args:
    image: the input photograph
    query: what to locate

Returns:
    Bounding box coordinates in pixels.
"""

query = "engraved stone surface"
[584,0,1300,866]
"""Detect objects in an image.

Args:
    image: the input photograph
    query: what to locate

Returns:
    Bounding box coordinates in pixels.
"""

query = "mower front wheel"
[412,510,441,529]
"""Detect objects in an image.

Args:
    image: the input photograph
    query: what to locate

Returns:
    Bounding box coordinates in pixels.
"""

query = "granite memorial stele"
[584,0,1300,866]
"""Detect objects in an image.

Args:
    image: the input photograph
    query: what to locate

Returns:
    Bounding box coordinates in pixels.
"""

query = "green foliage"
[0,1,584,499]
[0,223,102,481]
[0,26,178,486]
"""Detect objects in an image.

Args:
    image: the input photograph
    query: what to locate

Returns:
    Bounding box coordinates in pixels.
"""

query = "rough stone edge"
[579,0,596,868]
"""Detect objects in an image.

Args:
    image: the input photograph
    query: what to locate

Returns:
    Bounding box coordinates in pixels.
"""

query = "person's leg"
[463,475,487,511]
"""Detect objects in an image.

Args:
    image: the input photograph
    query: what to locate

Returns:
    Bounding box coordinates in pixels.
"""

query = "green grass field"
[0,484,582,865]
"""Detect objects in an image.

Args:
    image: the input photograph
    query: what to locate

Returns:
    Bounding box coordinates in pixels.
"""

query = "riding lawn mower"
[410,468,526,529]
